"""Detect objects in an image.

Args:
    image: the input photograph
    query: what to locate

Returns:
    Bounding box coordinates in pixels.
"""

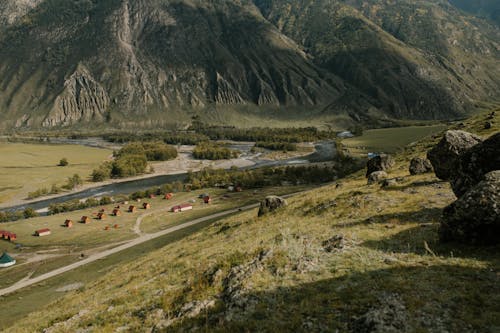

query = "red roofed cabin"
[112,209,122,216]
[64,220,74,228]
[35,229,51,237]
[129,205,137,213]
[1,231,16,242]
[203,196,212,204]
[149,194,156,199]
[171,204,193,213]
[164,193,173,200]
[97,212,107,220]
[81,216,91,224]
[143,203,151,210]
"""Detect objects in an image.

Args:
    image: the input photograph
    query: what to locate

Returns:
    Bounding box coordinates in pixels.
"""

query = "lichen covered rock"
[258,196,288,217]
[441,171,500,245]
[366,154,395,177]
[409,157,433,175]
[427,130,482,180]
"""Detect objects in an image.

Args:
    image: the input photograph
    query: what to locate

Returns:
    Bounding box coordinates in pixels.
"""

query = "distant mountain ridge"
[0,0,498,130]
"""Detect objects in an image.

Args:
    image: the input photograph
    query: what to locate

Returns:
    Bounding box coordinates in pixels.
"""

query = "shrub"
[58,158,69,166]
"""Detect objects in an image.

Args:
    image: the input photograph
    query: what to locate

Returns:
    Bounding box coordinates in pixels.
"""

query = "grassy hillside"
[3,109,498,332]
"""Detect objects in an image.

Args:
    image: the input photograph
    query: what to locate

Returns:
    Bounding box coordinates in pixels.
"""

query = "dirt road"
[0,202,259,297]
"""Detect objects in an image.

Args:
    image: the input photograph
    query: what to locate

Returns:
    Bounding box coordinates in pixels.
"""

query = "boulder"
[381,178,398,188]
[451,133,500,197]
[441,171,500,245]
[366,154,394,177]
[409,157,433,175]
[258,196,287,217]
[484,122,492,129]
[427,130,482,180]
[367,171,388,185]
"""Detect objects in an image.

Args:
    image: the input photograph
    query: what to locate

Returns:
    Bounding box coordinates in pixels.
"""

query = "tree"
[58,158,69,166]
[64,174,83,190]
[23,208,38,219]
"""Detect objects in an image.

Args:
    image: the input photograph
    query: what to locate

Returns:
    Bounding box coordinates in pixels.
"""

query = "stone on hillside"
[484,121,492,129]
[427,130,482,180]
[366,154,395,177]
[367,171,388,185]
[258,196,287,217]
[409,157,433,175]
[441,171,500,245]
[451,133,500,197]
[381,178,399,188]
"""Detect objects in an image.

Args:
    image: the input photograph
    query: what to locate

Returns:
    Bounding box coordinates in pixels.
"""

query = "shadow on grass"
[334,207,442,229]
[381,179,448,192]
[162,265,499,332]
[362,224,500,261]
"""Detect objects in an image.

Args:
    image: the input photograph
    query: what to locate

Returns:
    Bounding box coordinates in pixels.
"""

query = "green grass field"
[0,143,112,204]
[342,124,447,156]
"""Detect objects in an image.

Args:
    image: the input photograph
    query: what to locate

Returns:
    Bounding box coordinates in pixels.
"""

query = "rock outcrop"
[450,133,500,197]
[366,155,395,177]
[258,196,287,217]
[409,157,433,175]
[441,171,500,245]
[42,66,110,127]
[427,130,482,180]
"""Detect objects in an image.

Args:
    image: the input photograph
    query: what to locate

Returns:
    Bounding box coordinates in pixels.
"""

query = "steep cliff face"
[42,65,109,127]
[0,0,498,130]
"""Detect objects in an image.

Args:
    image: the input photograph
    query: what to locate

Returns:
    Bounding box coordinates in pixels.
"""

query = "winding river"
[1,141,336,213]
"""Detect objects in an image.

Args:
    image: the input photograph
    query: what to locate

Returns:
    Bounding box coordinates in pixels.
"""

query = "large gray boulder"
[427,130,482,180]
[366,154,395,177]
[441,171,500,245]
[258,196,287,217]
[409,157,433,175]
[367,171,388,185]
[451,133,500,197]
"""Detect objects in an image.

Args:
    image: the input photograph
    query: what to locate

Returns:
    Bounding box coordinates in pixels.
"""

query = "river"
[1,141,336,213]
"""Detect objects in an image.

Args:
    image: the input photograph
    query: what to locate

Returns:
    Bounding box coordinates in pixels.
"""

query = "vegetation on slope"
[5,110,498,332]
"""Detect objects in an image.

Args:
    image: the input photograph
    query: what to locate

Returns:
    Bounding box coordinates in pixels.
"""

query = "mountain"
[0,0,499,130]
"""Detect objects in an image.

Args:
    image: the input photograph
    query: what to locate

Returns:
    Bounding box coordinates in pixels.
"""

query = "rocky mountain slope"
[4,110,498,332]
[0,0,499,130]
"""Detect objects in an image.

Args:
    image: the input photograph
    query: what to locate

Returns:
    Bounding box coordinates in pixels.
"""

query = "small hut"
[171,204,193,213]
[81,216,91,224]
[64,219,74,228]
[112,209,122,216]
[7,233,16,242]
[97,212,107,220]
[164,193,173,200]
[0,252,16,268]
[113,224,119,229]
[104,226,110,231]
[35,229,51,237]
[204,196,212,204]
[149,194,156,199]
[128,205,137,213]
[143,202,151,210]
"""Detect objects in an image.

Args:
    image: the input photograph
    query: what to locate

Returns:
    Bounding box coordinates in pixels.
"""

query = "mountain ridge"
[0,0,499,130]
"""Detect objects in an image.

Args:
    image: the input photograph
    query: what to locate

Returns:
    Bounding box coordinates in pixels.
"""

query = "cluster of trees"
[0,208,38,222]
[195,126,336,143]
[192,142,239,160]
[186,165,339,190]
[255,141,298,151]
[48,196,114,215]
[92,142,177,181]
[103,132,209,145]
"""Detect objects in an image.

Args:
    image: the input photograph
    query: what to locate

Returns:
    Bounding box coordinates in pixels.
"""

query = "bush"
[58,158,69,166]
[23,208,38,219]
[63,174,83,190]
[193,142,239,160]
